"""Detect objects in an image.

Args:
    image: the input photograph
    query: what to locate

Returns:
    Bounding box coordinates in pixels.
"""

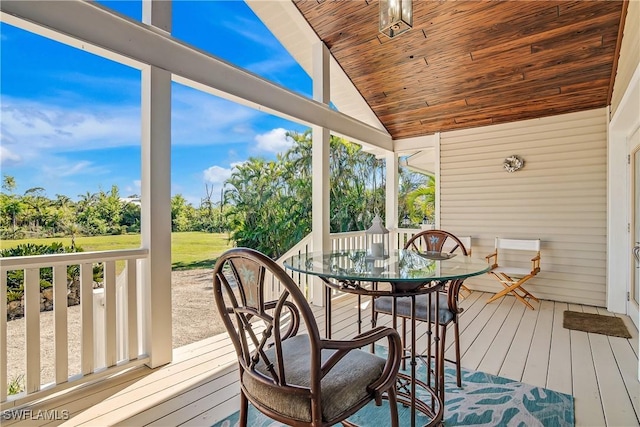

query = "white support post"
[141,0,172,368]
[385,152,399,249]
[434,132,442,228]
[311,41,331,307]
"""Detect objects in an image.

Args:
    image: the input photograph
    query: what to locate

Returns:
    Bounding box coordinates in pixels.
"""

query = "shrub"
[7,374,24,395]
[1,242,89,301]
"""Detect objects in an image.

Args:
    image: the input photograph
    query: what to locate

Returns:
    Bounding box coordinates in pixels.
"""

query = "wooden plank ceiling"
[293,0,626,139]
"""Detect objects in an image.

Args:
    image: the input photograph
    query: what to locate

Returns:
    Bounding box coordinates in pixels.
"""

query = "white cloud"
[0,145,22,166]
[255,128,293,154]
[246,56,299,78]
[0,96,140,158]
[203,165,233,184]
[222,15,280,50]
[170,85,266,147]
[124,180,141,196]
[0,85,265,167]
[41,160,98,178]
[199,165,237,207]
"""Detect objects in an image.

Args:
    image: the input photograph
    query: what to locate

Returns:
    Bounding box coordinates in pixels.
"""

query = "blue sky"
[0,1,310,205]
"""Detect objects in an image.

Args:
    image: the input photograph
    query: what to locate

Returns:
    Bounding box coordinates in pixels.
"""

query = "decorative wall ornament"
[503,155,525,173]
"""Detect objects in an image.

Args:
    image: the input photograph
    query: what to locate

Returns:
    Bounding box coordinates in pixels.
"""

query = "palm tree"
[22,187,47,235]
[406,177,435,224]
[64,222,82,250]
[2,175,16,193]
[3,197,24,236]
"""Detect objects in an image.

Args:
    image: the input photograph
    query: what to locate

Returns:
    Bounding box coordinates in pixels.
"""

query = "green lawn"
[0,232,234,270]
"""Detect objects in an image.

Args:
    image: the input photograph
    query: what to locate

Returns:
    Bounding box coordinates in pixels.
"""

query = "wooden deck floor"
[4,291,639,426]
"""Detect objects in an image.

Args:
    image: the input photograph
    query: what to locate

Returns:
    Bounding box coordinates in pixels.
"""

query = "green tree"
[22,187,48,236]
[398,167,430,226]
[2,196,24,236]
[95,186,124,233]
[76,191,107,235]
[226,158,288,256]
[171,194,194,232]
[2,175,16,193]
[225,133,389,258]
[405,177,435,224]
[121,201,141,232]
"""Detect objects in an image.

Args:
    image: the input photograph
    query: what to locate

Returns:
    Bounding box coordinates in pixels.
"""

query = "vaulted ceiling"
[292,0,627,140]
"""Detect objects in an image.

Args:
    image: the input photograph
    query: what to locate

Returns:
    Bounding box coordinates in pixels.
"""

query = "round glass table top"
[283,249,491,283]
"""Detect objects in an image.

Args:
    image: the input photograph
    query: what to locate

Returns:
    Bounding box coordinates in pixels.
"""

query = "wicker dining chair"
[213,247,403,427]
[372,230,470,388]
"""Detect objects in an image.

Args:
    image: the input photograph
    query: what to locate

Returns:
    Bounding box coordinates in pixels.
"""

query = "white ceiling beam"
[0,0,392,151]
[393,134,439,154]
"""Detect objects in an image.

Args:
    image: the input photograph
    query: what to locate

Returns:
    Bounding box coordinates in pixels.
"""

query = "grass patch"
[1,232,233,271]
[171,232,233,270]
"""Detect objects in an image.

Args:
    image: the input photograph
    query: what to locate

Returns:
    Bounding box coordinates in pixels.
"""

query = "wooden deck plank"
[521,299,554,388]
[13,367,155,427]
[445,290,486,353]
[461,296,516,371]
[62,341,239,425]
[582,306,639,426]
[441,291,486,363]
[126,366,239,426]
[477,299,527,376]
[3,292,638,427]
[498,298,539,381]
[591,332,639,426]
[456,294,502,365]
[567,304,606,427]
[547,301,572,394]
[608,335,640,423]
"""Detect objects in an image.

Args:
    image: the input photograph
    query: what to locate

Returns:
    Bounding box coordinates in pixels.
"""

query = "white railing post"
[24,268,40,394]
[80,262,94,376]
[53,265,68,384]
[0,249,149,407]
[93,288,105,369]
[0,270,7,403]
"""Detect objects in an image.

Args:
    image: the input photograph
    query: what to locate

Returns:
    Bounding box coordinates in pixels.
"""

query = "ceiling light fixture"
[379,0,413,38]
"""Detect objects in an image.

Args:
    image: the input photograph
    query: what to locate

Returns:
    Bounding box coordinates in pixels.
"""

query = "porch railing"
[0,249,149,408]
[0,228,425,408]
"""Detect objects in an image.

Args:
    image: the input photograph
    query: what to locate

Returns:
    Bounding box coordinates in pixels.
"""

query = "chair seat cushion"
[243,334,387,423]
[374,293,455,324]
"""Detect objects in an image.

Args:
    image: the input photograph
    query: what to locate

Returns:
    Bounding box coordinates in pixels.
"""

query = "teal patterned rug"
[213,356,574,426]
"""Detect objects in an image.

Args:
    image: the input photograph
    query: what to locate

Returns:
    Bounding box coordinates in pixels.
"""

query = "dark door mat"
[563,310,632,338]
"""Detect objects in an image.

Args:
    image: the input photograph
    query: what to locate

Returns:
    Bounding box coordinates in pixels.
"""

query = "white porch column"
[434,132,442,228]
[311,41,331,306]
[385,152,399,249]
[141,0,172,368]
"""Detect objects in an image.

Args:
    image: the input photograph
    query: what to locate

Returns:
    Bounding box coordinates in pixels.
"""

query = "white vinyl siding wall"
[611,0,640,117]
[439,108,607,307]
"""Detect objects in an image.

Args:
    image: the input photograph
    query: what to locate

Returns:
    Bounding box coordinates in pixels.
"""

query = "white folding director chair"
[485,238,541,310]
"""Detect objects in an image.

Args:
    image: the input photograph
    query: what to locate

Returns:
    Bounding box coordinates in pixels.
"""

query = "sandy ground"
[6,269,224,388]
